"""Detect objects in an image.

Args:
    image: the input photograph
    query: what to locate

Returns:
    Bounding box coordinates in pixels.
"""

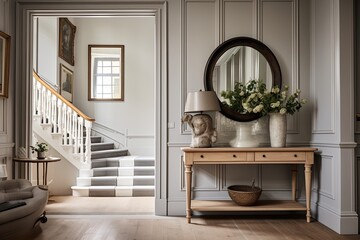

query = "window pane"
[103,94,112,98]
[97,61,103,67]
[113,67,120,74]
[97,67,103,74]
[113,77,120,85]
[103,86,112,93]
[112,61,120,67]
[96,86,103,94]
[96,76,103,84]
[103,61,111,66]
[103,67,111,74]
[103,77,111,85]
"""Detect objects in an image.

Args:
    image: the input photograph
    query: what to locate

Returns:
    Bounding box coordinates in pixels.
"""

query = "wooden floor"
[26,196,359,240]
[45,196,155,214]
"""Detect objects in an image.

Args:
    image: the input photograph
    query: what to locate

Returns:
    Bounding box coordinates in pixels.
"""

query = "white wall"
[36,17,58,88]
[73,17,155,155]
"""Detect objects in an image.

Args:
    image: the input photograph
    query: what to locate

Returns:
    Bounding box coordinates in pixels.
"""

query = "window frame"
[88,44,124,101]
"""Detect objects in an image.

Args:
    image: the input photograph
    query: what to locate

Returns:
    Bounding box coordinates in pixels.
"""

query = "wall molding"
[180,0,218,135]
[310,0,336,134]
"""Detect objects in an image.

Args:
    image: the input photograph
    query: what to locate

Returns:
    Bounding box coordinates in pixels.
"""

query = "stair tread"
[91,149,127,153]
[93,166,155,170]
[78,175,155,179]
[71,185,155,189]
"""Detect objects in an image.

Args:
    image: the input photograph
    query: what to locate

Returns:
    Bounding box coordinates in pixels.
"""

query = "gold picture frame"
[60,64,73,103]
[59,18,76,66]
[0,31,10,98]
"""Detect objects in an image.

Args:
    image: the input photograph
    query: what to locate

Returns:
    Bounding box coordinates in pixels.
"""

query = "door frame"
[15,0,168,215]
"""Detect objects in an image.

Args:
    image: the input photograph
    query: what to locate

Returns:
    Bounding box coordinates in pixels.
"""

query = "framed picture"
[59,18,76,66]
[60,64,73,102]
[0,31,10,98]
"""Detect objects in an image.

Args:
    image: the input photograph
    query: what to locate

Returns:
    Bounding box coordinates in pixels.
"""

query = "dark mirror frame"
[204,36,282,122]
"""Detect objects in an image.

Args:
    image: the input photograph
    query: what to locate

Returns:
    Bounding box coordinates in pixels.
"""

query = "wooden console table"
[182,147,317,223]
[13,157,61,185]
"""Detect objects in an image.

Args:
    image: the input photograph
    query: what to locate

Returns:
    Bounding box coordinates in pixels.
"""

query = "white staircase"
[32,71,155,197]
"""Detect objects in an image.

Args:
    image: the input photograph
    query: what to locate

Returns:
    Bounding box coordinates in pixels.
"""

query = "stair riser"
[117,178,154,186]
[91,159,155,168]
[72,188,155,197]
[91,168,155,177]
[91,150,128,159]
[91,143,115,151]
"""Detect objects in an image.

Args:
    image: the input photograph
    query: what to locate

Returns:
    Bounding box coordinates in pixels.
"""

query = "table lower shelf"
[191,200,306,212]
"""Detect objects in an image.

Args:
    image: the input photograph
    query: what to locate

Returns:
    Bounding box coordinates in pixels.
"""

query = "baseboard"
[313,202,358,234]
[155,198,167,216]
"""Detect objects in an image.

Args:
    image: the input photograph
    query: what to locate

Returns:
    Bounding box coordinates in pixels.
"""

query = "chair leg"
[33,211,47,227]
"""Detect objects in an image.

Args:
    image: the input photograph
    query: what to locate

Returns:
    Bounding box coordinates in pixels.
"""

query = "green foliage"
[30,142,48,153]
[220,80,267,114]
[220,80,306,115]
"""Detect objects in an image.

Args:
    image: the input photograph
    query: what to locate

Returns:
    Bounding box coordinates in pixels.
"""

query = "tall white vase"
[269,113,287,147]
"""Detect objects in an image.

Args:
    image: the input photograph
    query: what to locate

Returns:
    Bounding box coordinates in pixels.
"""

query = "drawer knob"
[233,154,236,158]
[294,154,297,157]
[262,154,266,158]
[200,155,204,158]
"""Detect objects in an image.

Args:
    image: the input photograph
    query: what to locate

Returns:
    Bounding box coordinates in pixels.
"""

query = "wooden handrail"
[33,70,95,122]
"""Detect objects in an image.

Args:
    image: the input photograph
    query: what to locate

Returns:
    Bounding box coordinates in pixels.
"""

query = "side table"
[12,157,61,185]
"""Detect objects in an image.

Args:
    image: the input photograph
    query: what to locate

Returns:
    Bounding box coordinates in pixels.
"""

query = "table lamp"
[181,90,220,147]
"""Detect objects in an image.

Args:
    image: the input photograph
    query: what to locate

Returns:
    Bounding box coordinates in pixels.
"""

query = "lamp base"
[182,113,216,148]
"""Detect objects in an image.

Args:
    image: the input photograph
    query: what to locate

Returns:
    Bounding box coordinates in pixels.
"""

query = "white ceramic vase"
[269,113,287,147]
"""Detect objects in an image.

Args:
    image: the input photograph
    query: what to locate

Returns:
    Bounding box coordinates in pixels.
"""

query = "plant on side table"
[260,85,306,147]
[30,142,48,159]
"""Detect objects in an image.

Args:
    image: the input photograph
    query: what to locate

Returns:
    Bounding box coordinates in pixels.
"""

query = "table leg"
[27,163,30,180]
[305,164,312,223]
[185,165,193,223]
[44,162,48,185]
[12,161,15,179]
[37,163,39,185]
[291,165,297,201]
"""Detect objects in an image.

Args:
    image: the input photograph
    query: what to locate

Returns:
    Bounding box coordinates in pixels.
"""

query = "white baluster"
[51,95,57,133]
[79,117,84,162]
[36,82,41,116]
[84,120,92,164]
[57,99,62,134]
[46,90,51,124]
[62,104,67,145]
[41,85,46,123]
[72,112,78,154]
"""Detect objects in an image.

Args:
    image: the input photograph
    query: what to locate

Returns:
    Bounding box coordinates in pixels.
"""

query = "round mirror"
[204,37,282,122]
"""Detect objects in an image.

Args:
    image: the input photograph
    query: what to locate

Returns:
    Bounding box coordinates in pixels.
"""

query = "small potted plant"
[30,142,48,159]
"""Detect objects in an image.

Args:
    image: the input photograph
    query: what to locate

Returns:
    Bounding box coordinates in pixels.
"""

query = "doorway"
[16,2,168,216]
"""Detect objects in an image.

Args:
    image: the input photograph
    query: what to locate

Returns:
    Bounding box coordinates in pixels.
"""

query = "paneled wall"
[309,0,357,234]
[0,0,14,178]
[168,0,309,213]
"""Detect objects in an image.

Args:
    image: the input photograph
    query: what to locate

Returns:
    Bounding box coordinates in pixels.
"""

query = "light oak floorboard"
[45,196,155,214]
[28,215,359,240]
[28,197,359,240]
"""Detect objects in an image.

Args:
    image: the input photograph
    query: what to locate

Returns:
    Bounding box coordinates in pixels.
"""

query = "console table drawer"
[193,152,247,162]
[255,152,305,162]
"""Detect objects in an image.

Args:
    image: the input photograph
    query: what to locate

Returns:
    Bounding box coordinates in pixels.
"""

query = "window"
[88,45,124,101]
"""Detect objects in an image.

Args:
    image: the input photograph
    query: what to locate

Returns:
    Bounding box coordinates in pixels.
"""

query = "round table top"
[13,157,61,163]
